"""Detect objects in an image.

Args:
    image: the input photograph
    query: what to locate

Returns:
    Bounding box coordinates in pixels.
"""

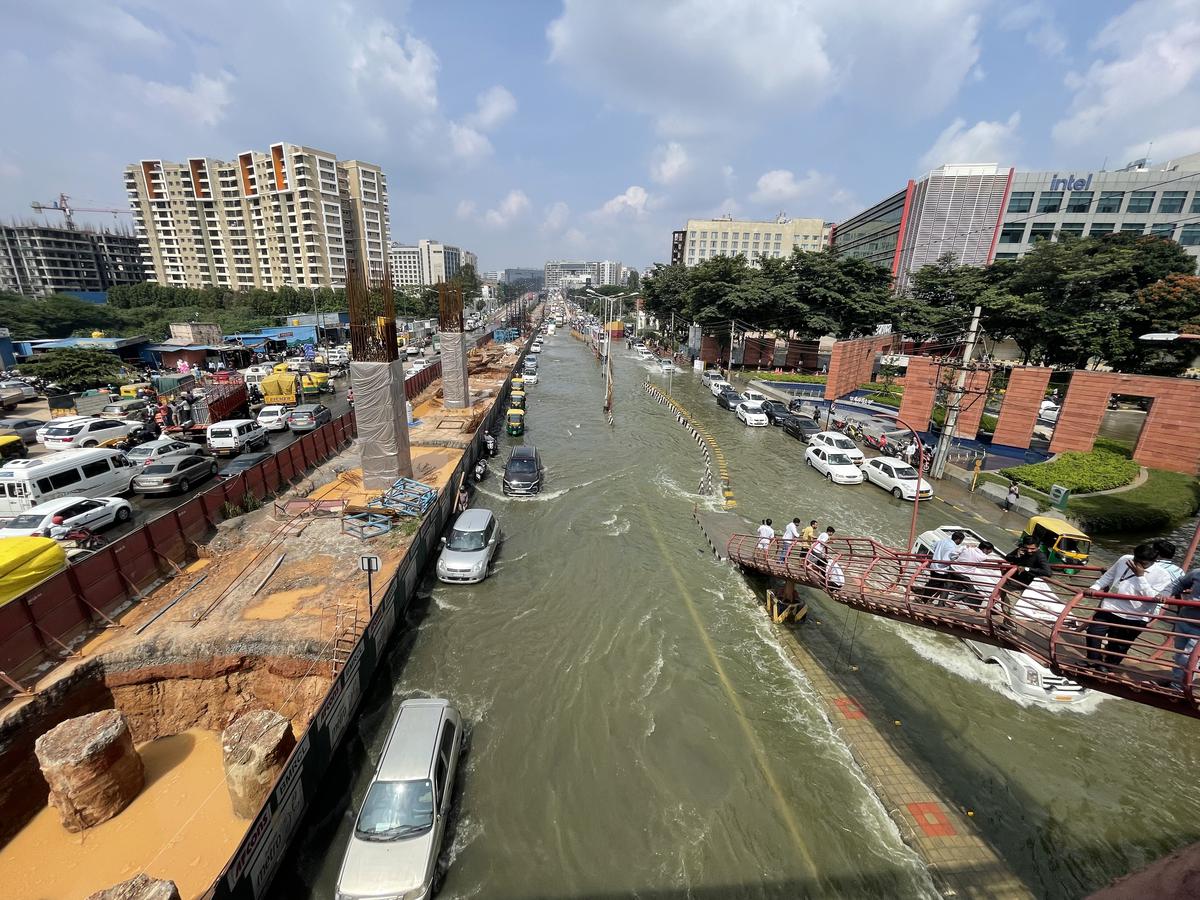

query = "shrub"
[758,373,827,383]
[999,448,1140,494]
[1069,471,1200,534]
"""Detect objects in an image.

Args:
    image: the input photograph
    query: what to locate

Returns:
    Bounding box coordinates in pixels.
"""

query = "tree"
[20,348,130,392]
[628,269,640,289]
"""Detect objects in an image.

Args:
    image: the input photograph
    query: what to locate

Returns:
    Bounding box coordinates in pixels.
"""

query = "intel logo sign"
[1048,174,1093,191]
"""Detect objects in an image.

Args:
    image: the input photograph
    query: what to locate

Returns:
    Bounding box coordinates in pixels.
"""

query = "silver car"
[435,508,500,583]
[336,698,463,900]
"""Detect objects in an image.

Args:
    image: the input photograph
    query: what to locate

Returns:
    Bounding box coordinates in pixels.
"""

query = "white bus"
[0,449,138,516]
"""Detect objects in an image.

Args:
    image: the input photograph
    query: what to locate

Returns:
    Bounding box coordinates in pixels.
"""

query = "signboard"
[1048,173,1093,191]
[359,555,380,573]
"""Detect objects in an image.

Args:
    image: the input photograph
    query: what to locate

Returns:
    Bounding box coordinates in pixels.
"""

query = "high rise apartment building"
[544,259,628,291]
[676,216,832,267]
[387,239,476,291]
[0,224,146,297]
[124,142,389,290]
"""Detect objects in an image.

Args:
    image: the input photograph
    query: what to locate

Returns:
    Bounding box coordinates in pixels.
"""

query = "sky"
[3,0,1200,273]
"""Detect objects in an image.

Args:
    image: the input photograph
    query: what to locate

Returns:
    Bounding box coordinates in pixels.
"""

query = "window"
[1128,191,1155,213]
[1179,225,1200,246]
[1058,223,1085,239]
[1007,192,1033,213]
[1066,192,1093,213]
[81,459,111,478]
[1191,195,1200,214]
[1097,192,1123,213]
[1088,223,1115,235]
[999,223,1026,243]
[49,468,82,489]
[994,252,1019,260]
[1150,223,1176,239]
[1159,191,1187,213]
[1121,223,1146,234]
[1036,192,1063,213]
[1029,223,1055,242]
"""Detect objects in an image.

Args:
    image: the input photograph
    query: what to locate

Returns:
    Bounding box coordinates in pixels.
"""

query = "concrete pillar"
[440,331,472,409]
[952,368,993,438]
[992,367,1051,448]
[34,709,145,832]
[350,359,413,491]
[221,710,296,819]
[86,874,181,900]
[1049,371,1114,453]
[897,357,938,432]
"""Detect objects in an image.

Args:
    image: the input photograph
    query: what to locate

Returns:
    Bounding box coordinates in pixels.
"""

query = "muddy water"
[2,729,244,900]
[273,335,1200,900]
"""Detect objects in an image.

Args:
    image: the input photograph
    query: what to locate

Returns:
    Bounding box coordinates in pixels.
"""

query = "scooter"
[483,431,497,457]
[474,460,488,483]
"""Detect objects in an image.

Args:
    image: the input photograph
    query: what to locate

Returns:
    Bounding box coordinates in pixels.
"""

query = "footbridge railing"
[726,533,1200,719]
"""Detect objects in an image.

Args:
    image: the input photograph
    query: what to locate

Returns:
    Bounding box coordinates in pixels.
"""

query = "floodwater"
[2,729,244,900]
[274,334,1200,899]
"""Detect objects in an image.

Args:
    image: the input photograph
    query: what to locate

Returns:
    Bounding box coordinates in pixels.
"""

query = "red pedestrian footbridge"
[725,532,1200,720]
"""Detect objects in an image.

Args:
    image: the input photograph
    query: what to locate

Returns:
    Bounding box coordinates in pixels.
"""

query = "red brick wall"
[992,367,1051,447]
[824,336,888,400]
[897,357,938,431]
[952,368,993,437]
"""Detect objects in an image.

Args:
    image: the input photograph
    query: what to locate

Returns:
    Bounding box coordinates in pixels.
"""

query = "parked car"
[502,445,544,496]
[217,452,272,479]
[716,389,744,411]
[805,445,864,484]
[736,401,770,426]
[206,419,269,456]
[0,495,132,538]
[132,454,219,495]
[286,404,332,432]
[742,389,769,404]
[256,405,291,432]
[863,457,934,500]
[521,370,539,384]
[436,508,502,584]
[125,438,198,467]
[0,380,37,402]
[42,417,134,450]
[36,416,89,444]
[709,379,733,397]
[782,417,822,443]
[335,698,463,900]
[99,399,150,420]
[524,354,539,370]
[531,342,544,354]
[700,369,725,386]
[0,417,42,443]
[809,431,866,466]
[758,400,792,425]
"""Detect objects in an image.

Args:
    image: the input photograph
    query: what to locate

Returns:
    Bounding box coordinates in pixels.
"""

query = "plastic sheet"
[350,360,413,490]
[0,537,67,607]
[440,331,471,409]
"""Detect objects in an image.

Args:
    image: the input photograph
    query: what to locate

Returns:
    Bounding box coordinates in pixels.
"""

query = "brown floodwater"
[1,728,246,900]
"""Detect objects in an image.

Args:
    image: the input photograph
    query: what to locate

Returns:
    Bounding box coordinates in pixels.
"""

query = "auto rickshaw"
[0,431,27,463]
[511,375,524,390]
[505,408,525,436]
[121,382,151,399]
[510,389,526,410]
[1022,515,1091,568]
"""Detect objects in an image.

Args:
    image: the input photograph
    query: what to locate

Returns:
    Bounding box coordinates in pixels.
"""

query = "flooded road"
[274,334,1200,899]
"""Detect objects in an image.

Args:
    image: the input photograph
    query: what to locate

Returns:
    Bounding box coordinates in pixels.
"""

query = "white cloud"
[564,227,588,247]
[918,113,1021,170]
[1000,3,1067,58]
[548,0,983,134]
[591,185,654,221]
[541,201,570,234]
[483,190,531,228]
[456,200,477,220]
[1123,128,1200,166]
[749,169,849,209]
[1054,1,1200,150]
[465,85,517,131]
[139,71,235,127]
[650,142,690,184]
[350,21,440,114]
[449,123,492,161]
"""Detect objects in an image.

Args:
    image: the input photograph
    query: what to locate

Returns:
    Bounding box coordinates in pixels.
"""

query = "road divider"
[643,382,735,508]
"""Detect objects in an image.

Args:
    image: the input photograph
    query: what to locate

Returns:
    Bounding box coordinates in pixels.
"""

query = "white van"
[242,365,274,391]
[0,449,138,516]
[206,419,269,456]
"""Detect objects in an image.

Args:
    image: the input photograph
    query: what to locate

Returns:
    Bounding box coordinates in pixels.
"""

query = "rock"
[34,709,144,832]
[86,873,181,900]
[222,709,295,818]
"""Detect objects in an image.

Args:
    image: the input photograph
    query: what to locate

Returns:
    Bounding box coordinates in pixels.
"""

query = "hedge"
[1069,471,1200,534]
[759,374,827,383]
[999,448,1140,493]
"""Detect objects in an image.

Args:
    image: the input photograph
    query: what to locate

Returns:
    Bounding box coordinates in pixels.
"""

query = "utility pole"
[931,305,982,479]
[727,319,736,378]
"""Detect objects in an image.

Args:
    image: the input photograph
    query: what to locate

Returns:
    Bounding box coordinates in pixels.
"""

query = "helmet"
[51,515,65,525]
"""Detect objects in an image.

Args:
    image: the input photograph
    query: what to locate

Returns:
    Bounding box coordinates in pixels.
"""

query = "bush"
[999,448,1140,494]
[758,373,827,383]
[1069,471,1200,533]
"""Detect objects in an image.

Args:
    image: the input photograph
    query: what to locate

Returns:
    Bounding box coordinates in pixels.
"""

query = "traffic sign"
[359,555,380,573]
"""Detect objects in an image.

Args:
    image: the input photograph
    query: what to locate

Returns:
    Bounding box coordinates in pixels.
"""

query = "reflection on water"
[0,728,245,900]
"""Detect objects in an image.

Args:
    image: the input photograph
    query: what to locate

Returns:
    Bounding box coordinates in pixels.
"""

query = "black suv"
[760,399,793,425]
[783,417,821,442]
[503,445,545,496]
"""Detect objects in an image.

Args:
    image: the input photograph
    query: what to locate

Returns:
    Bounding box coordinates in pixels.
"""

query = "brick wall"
[824,336,889,400]
[897,357,938,431]
[992,367,1051,448]
[952,368,993,437]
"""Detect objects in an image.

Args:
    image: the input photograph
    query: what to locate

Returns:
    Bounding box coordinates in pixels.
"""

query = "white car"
[256,405,291,432]
[742,389,769,404]
[125,438,197,467]
[809,431,866,466]
[700,369,724,386]
[36,415,89,444]
[805,445,864,484]
[521,370,539,384]
[0,495,133,538]
[863,457,934,500]
[659,360,680,373]
[709,379,734,397]
[736,401,770,427]
[41,417,134,450]
[531,343,544,353]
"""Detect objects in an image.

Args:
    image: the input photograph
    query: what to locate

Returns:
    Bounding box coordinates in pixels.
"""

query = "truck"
[260,372,326,406]
[164,381,250,443]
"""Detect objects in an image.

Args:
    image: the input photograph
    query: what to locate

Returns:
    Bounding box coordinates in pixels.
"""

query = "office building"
[0,223,146,297]
[501,267,544,289]
[544,260,595,291]
[595,260,624,286]
[835,154,1200,292]
[387,239,475,291]
[388,244,423,288]
[676,216,832,267]
[124,142,389,290]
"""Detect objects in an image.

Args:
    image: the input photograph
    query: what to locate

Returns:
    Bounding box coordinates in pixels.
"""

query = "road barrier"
[642,382,734,506]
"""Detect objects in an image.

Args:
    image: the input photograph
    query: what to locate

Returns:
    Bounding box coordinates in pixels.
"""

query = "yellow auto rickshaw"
[510,389,526,410]
[512,375,524,390]
[1022,515,1091,568]
[505,408,525,436]
[121,382,151,399]
[0,432,27,463]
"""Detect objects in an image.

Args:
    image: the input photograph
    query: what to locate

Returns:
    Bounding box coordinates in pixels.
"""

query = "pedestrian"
[781,518,801,564]
[1004,482,1020,512]
[904,440,917,466]
[809,525,835,570]
[801,519,817,550]
[928,530,966,603]
[756,518,775,554]
[1165,567,1200,686]
[952,539,996,609]
[1085,542,1160,671]
[1004,534,1051,588]
[1151,539,1185,593]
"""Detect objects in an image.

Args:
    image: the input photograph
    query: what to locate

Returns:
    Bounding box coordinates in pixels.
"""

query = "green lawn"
[999,447,1140,493]
[1069,470,1200,534]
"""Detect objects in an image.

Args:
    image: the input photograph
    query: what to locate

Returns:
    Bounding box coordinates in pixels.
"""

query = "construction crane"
[30,193,131,230]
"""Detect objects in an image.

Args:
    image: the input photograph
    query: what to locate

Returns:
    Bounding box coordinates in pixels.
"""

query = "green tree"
[20,348,130,391]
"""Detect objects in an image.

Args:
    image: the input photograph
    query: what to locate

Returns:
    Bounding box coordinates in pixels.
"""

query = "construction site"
[0,299,531,900]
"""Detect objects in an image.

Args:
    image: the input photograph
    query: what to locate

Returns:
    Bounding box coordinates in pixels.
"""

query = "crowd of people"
[754,517,842,589]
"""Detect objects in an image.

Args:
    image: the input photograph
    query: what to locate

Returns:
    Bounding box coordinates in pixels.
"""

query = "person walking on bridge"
[781,518,801,564]
[809,526,835,571]
[1086,542,1160,672]
[756,519,775,559]
[801,520,817,550]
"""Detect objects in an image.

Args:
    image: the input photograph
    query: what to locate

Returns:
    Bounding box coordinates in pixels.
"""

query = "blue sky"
[3,1,1199,272]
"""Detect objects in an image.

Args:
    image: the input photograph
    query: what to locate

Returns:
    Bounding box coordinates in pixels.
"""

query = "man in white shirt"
[951,539,997,609]
[756,518,775,553]
[927,530,965,604]
[1150,539,1185,594]
[780,518,801,563]
[808,526,835,571]
[1086,542,1159,670]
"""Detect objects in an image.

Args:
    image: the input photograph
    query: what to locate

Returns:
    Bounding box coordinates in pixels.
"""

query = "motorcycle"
[473,460,488,483]
[483,431,498,457]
